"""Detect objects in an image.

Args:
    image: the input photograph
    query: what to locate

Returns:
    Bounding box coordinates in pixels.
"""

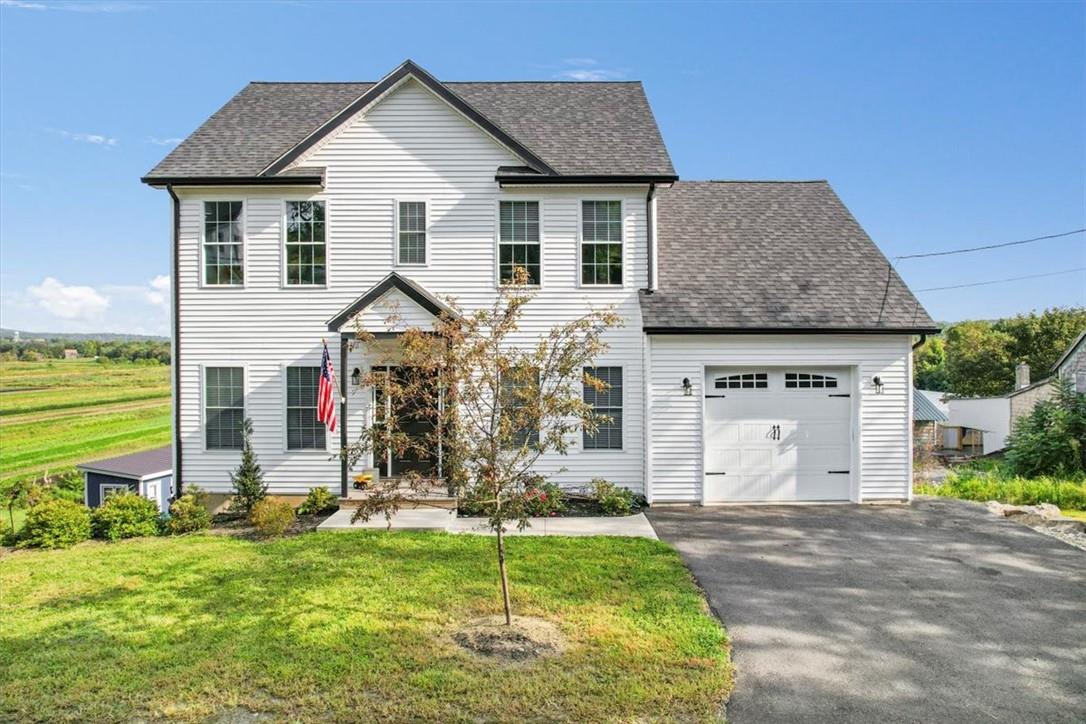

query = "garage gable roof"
[77,445,172,480]
[642,181,939,334]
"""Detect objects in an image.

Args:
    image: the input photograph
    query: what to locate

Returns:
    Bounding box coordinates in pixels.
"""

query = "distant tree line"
[0,339,170,364]
[914,307,1086,397]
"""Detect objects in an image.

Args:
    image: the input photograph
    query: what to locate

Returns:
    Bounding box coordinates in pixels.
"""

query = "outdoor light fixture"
[872,376,884,395]
[682,377,693,396]
[351,367,362,386]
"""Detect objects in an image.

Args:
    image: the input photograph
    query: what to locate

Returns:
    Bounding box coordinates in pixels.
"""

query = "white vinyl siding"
[647,334,912,503]
[174,79,648,495]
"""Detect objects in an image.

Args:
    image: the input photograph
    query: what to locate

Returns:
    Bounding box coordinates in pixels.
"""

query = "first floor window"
[204,201,244,285]
[581,200,623,285]
[205,367,244,450]
[287,366,326,450]
[583,366,623,449]
[101,484,129,501]
[501,367,539,448]
[398,201,427,264]
[285,201,326,285]
[499,200,540,285]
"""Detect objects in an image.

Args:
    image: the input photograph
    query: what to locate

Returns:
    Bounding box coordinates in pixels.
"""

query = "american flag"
[318,341,337,433]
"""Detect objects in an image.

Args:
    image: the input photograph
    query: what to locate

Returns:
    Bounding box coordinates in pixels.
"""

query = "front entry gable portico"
[326,272,457,335]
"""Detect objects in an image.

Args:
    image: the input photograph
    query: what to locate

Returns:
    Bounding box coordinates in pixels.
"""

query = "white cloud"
[27,277,110,321]
[146,136,182,146]
[555,68,627,81]
[1,0,146,11]
[146,275,170,308]
[563,57,598,66]
[49,128,118,146]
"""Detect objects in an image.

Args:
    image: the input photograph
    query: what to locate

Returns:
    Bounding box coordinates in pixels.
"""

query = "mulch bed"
[208,511,336,539]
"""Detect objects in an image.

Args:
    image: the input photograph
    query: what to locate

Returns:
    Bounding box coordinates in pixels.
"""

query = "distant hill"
[0,328,169,342]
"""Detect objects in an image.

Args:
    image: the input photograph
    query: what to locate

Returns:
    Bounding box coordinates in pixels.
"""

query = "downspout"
[645,183,657,290]
[911,333,927,350]
[167,185,182,499]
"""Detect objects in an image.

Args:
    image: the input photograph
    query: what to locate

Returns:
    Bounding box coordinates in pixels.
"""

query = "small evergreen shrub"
[166,486,212,535]
[250,497,295,537]
[297,486,339,515]
[91,494,160,541]
[228,418,267,515]
[590,478,637,516]
[20,499,91,549]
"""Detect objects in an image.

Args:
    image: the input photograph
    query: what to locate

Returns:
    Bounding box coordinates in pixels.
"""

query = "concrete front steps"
[317,509,658,539]
[339,479,457,510]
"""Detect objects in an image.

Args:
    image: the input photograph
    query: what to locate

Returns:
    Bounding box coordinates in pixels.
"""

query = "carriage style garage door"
[703,367,853,503]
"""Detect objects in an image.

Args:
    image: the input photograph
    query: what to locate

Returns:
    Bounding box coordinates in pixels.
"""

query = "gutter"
[495,173,678,187]
[167,185,182,500]
[912,333,929,350]
[141,175,324,188]
[644,326,944,336]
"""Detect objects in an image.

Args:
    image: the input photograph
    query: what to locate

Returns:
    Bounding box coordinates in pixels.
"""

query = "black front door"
[373,366,436,478]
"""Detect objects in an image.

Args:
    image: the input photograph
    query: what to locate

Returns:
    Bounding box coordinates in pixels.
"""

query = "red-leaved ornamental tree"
[346,267,620,623]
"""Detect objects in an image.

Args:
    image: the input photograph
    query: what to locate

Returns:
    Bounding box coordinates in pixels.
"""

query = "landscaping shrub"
[1005,380,1086,478]
[91,494,160,541]
[20,499,91,549]
[458,485,494,517]
[166,486,211,535]
[524,482,565,517]
[590,478,636,516]
[916,471,1086,511]
[297,486,339,515]
[250,497,295,537]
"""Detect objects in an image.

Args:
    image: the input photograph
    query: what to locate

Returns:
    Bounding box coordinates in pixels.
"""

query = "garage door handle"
[828,393,851,398]
[828,470,850,474]
[705,472,727,476]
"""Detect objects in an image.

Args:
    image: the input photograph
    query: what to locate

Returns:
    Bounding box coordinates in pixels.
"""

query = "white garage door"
[704,368,852,502]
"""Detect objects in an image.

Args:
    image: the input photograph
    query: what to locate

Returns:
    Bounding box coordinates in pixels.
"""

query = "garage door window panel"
[784,372,838,389]
[715,372,768,390]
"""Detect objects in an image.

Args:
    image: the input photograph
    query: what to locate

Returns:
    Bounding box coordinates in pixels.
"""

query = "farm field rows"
[0,360,171,487]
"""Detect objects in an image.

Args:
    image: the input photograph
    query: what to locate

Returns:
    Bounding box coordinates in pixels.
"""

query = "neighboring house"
[63,348,79,360]
[78,446,173,513]
[141,60,936,507]
[1054,329,1086,392]
[943,396,1008,456]
[913,389,949,450]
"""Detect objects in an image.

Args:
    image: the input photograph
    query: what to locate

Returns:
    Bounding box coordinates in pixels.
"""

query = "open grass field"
[0,359,170,487]
[0,531,732,722]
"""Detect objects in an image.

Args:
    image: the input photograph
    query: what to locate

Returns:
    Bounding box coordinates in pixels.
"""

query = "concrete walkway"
[318,509,657,539]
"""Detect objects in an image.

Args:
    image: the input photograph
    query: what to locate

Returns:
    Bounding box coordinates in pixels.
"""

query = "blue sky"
[0,0,1082,335]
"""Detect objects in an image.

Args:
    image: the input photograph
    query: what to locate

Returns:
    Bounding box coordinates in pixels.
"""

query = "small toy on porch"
[353,473,373,490]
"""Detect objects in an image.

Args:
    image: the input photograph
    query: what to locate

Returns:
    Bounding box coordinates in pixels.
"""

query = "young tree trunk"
[496,523,513,625]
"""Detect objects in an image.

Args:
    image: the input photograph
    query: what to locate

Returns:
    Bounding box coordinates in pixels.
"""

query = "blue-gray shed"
[78,446,173,513]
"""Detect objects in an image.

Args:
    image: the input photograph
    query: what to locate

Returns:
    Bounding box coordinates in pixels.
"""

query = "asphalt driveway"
[648,498,1086,723]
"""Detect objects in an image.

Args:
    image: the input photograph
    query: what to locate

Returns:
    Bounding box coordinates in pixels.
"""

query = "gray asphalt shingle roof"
[641,181,938,332]
[77,446,172,479]
[145,80,675,179]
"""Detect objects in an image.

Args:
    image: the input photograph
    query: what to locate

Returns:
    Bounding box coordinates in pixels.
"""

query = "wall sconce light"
[351,367,362,387]
[872,376,884,395]
[682,377,693,396]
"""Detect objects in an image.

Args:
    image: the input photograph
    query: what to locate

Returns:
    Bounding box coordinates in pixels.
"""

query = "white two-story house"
[142,60,937,508]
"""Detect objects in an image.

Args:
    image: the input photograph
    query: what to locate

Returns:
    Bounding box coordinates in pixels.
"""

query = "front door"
[373,366,437,477]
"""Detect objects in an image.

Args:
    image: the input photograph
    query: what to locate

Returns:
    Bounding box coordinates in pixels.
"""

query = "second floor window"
[286,366,326,450]
[581,200,622,285]
[204,201,243,285]
[398,201,427,265]
[285,201,326,285]
[205,367,244,450]
[499,200,540,285]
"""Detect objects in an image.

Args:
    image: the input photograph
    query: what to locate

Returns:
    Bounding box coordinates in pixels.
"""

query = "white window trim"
[144,480,160,507]
[494,198,544,289]
[199,199,247,289]
[582,364,625,452]
[281,363,334,454]
[281,198,329,289]
[200,363,248,454]
[393,198,430,267]
[100,483,130,501]
[577,199,626,289]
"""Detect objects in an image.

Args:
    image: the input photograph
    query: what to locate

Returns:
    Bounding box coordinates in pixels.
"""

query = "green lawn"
[0,360,171,487]
[0,532,732,722]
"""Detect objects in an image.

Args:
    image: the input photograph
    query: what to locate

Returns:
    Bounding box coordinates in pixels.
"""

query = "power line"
[915,267,1086,293]
[895,228,1085,260]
